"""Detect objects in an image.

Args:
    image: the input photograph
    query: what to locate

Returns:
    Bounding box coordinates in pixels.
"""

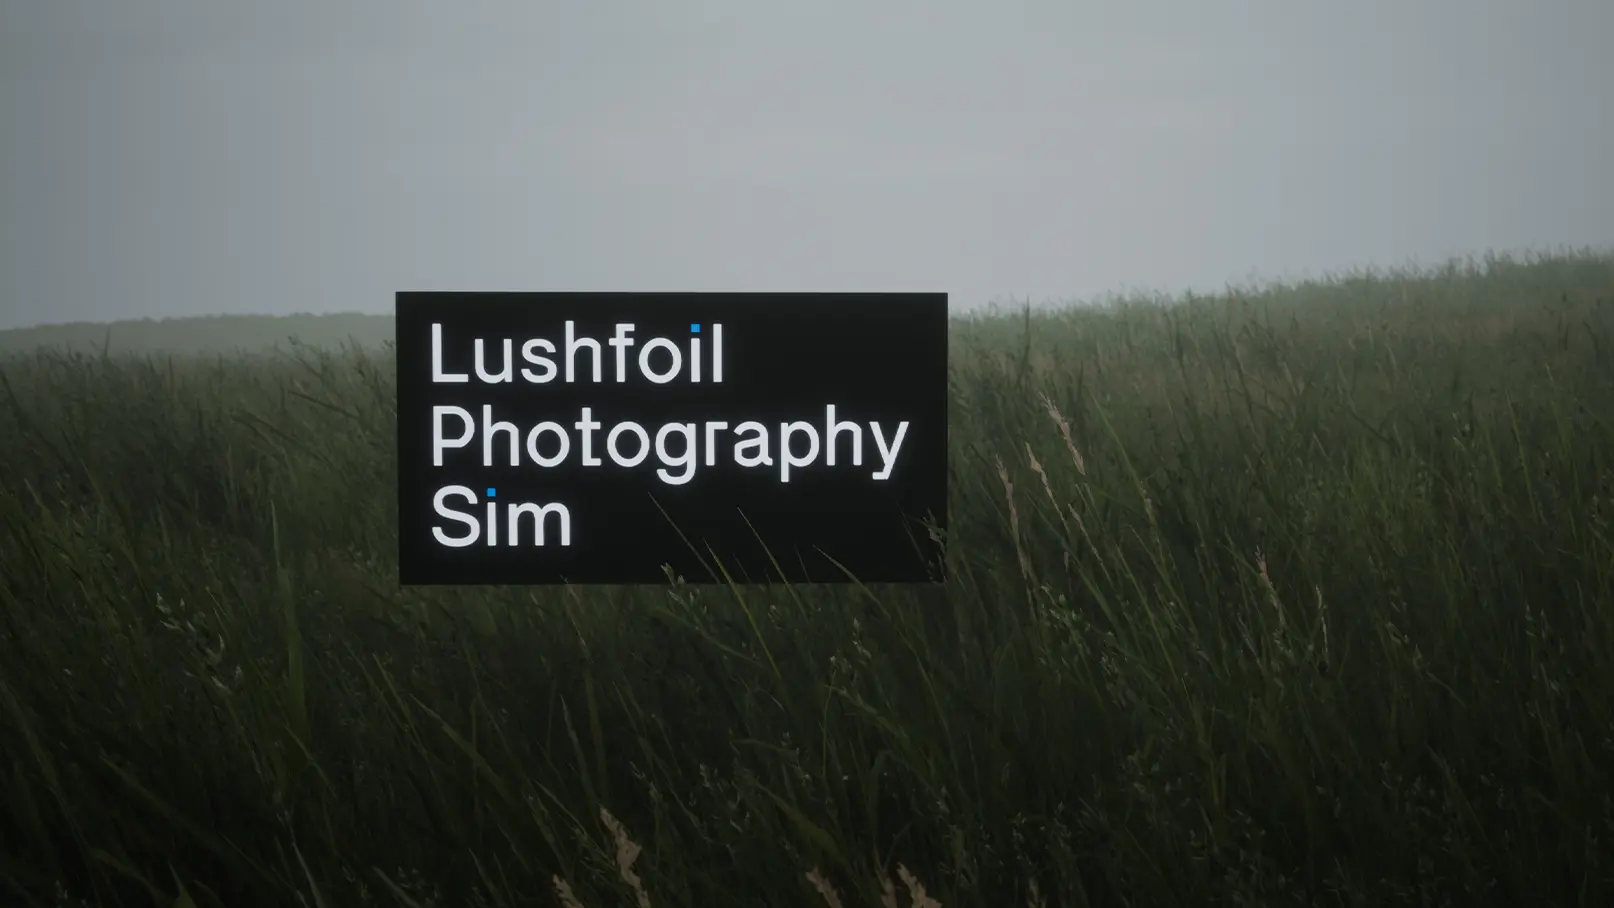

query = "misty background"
[1,0,1609,331]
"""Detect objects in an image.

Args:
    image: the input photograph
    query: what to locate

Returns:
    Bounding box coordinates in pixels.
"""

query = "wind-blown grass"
[2,250,1613,906]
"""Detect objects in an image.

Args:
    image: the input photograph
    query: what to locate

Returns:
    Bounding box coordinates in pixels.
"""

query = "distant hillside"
[3,249,1611,358]
[0,313,394,357]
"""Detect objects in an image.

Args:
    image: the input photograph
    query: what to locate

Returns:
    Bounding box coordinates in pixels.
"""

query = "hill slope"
[0,312,395,357]
[3,249,1611,358]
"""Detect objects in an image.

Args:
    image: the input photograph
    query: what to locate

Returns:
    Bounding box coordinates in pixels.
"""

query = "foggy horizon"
[3,1,1610,332]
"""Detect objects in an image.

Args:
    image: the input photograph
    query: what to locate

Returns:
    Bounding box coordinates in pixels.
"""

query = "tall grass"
[2,250,1613,906]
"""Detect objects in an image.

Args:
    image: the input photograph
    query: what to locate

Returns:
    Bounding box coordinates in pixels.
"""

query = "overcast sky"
[1,0,1609,329]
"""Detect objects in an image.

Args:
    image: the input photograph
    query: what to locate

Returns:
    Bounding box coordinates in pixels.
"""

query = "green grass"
[0,312,396,358]
[3,249,1614,907]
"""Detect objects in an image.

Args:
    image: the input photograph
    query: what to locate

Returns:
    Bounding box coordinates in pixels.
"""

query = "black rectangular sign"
[395,292,948,585]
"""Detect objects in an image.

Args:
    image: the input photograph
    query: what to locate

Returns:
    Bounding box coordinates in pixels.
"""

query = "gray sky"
[1,0,1609,329]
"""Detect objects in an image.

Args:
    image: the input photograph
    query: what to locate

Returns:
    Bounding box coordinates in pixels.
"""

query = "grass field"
[3,251,1614,907]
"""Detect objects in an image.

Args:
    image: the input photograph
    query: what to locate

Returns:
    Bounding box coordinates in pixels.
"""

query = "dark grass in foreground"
[3,251,1614,907]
